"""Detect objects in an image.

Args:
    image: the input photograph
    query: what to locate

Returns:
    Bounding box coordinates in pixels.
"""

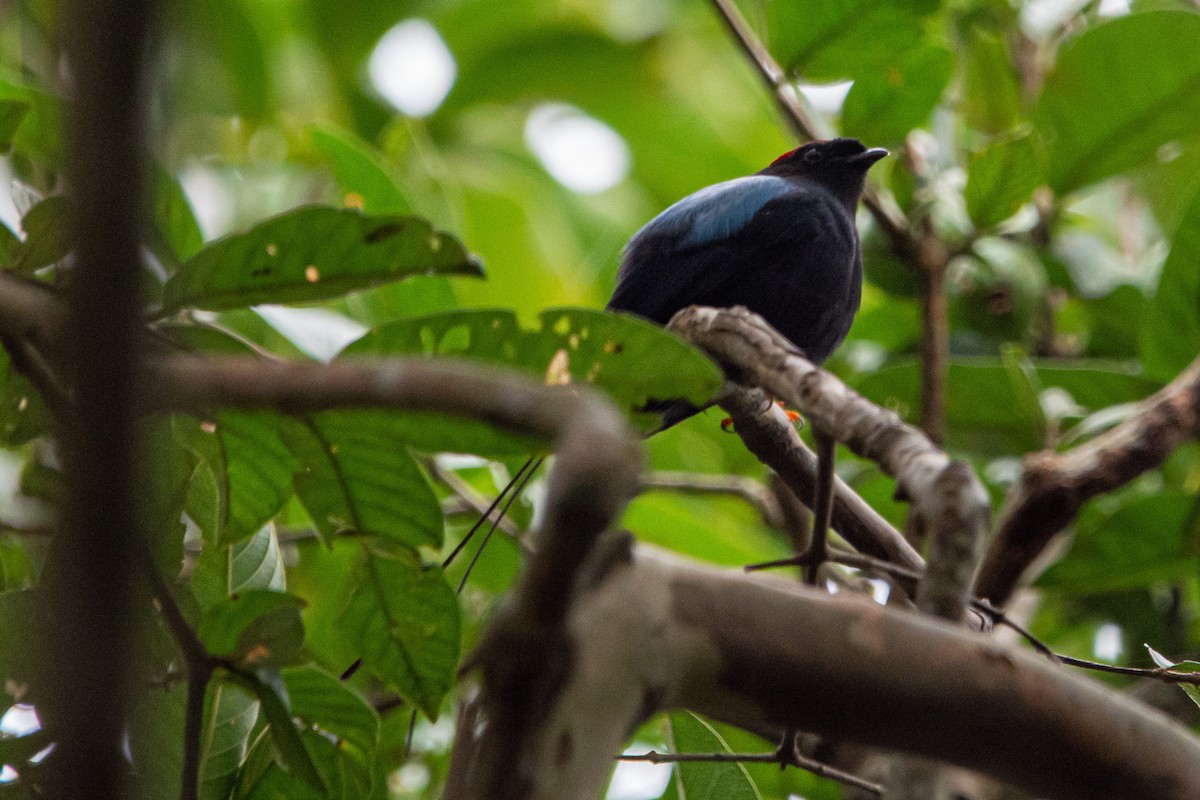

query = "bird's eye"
[802,148,822,164]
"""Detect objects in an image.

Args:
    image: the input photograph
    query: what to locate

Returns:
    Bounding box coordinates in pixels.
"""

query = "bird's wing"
[608,179,850,327]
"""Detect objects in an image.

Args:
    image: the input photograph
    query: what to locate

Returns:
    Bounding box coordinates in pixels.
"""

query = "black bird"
[608,137,887,428]
[459,138,887,584]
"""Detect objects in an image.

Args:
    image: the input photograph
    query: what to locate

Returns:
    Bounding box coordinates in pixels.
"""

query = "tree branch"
[977,354,1200,605]
[43,1,154,798]
[508,543,1200,800]
[716,383,924,573]
[619,749,883,795]
[671,305,988,582]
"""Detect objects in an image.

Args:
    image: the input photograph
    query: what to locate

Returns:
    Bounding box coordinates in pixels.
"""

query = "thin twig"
[427,459,530,547]
[619,749,882,795]
[642,470,783,527]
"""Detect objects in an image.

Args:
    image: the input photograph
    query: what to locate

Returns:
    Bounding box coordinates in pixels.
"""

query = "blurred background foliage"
[1,0,1200,798]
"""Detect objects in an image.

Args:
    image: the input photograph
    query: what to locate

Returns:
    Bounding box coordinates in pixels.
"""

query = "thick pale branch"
[977,354,1200,605]
[671,306,988,595]
[534,545,1200,800]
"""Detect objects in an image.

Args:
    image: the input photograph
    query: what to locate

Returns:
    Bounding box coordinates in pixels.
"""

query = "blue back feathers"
[634,175,792,248]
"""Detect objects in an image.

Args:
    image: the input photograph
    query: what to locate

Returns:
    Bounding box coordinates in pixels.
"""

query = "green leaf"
[283,413,444,549]
[193,526,288,612]
[1146,645,1200,710]
[343,307,724,412]
[311,125,409,214]
[339,549,460,718]
[0,100,29,153]
[240,731,367,800]
[151,164,205,264]
[197,589,306,667]
[961,27,1022,135]
[199,683,260,800]
[965,137,1041,229]
[282,665,380,763]
[226,669,325,794]
[666,711,761,800]
[841,46,952,145]
[1042,494,1198,592]
[1143,186,1200,381]
[161,206,482,314]
[768,0,938,80]
[205,412,295,545]
[14,195,72,274]
[1035,11,1200,194]
[0,76,65,168]
[853,358,1046,454]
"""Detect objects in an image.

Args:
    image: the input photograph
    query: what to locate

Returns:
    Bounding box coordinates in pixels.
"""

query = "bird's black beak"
[850,147,889,166]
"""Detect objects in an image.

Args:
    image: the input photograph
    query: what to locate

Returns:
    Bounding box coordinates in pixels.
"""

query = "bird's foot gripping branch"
[453,306,1200,800]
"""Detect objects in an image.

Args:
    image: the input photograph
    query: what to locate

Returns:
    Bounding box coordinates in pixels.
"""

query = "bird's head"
[761,138,888,208]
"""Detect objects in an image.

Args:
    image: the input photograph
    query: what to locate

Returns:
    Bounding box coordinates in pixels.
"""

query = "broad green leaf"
[160,206,482,314]
[193,526,288,612]
[966,137,1041,229]
[152,164,205,264]
[666,711,761,800]
[768,0,938,80]
[1041,494,1197,592]
[197,589,306,667]
[284,413,443,549]
[0,76,65,168]
[0,100,29,153]
[343,307,724,412]
[311,125,409,213]
[226,670,325,794]
[1142,187,1200,381]
[841,46,952,145]
[241,731,368,800]
[339,549,460,718]
[13,195,72,274]
[1146,645,1200,710]
[199,683,260,800]
[853,358,1047,454]
[210,412,295,545]
[961,27,1022,135]
[282,665,380,764]
[1035,11,1200,194]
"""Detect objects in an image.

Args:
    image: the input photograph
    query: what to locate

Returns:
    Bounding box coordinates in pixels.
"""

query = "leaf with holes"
[338,549,459,718]
[283,412,443,549]
[342,307,723,415]
[160,206,482,314]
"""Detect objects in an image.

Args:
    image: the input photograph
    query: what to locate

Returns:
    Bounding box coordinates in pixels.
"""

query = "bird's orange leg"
[721,400,802,432]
